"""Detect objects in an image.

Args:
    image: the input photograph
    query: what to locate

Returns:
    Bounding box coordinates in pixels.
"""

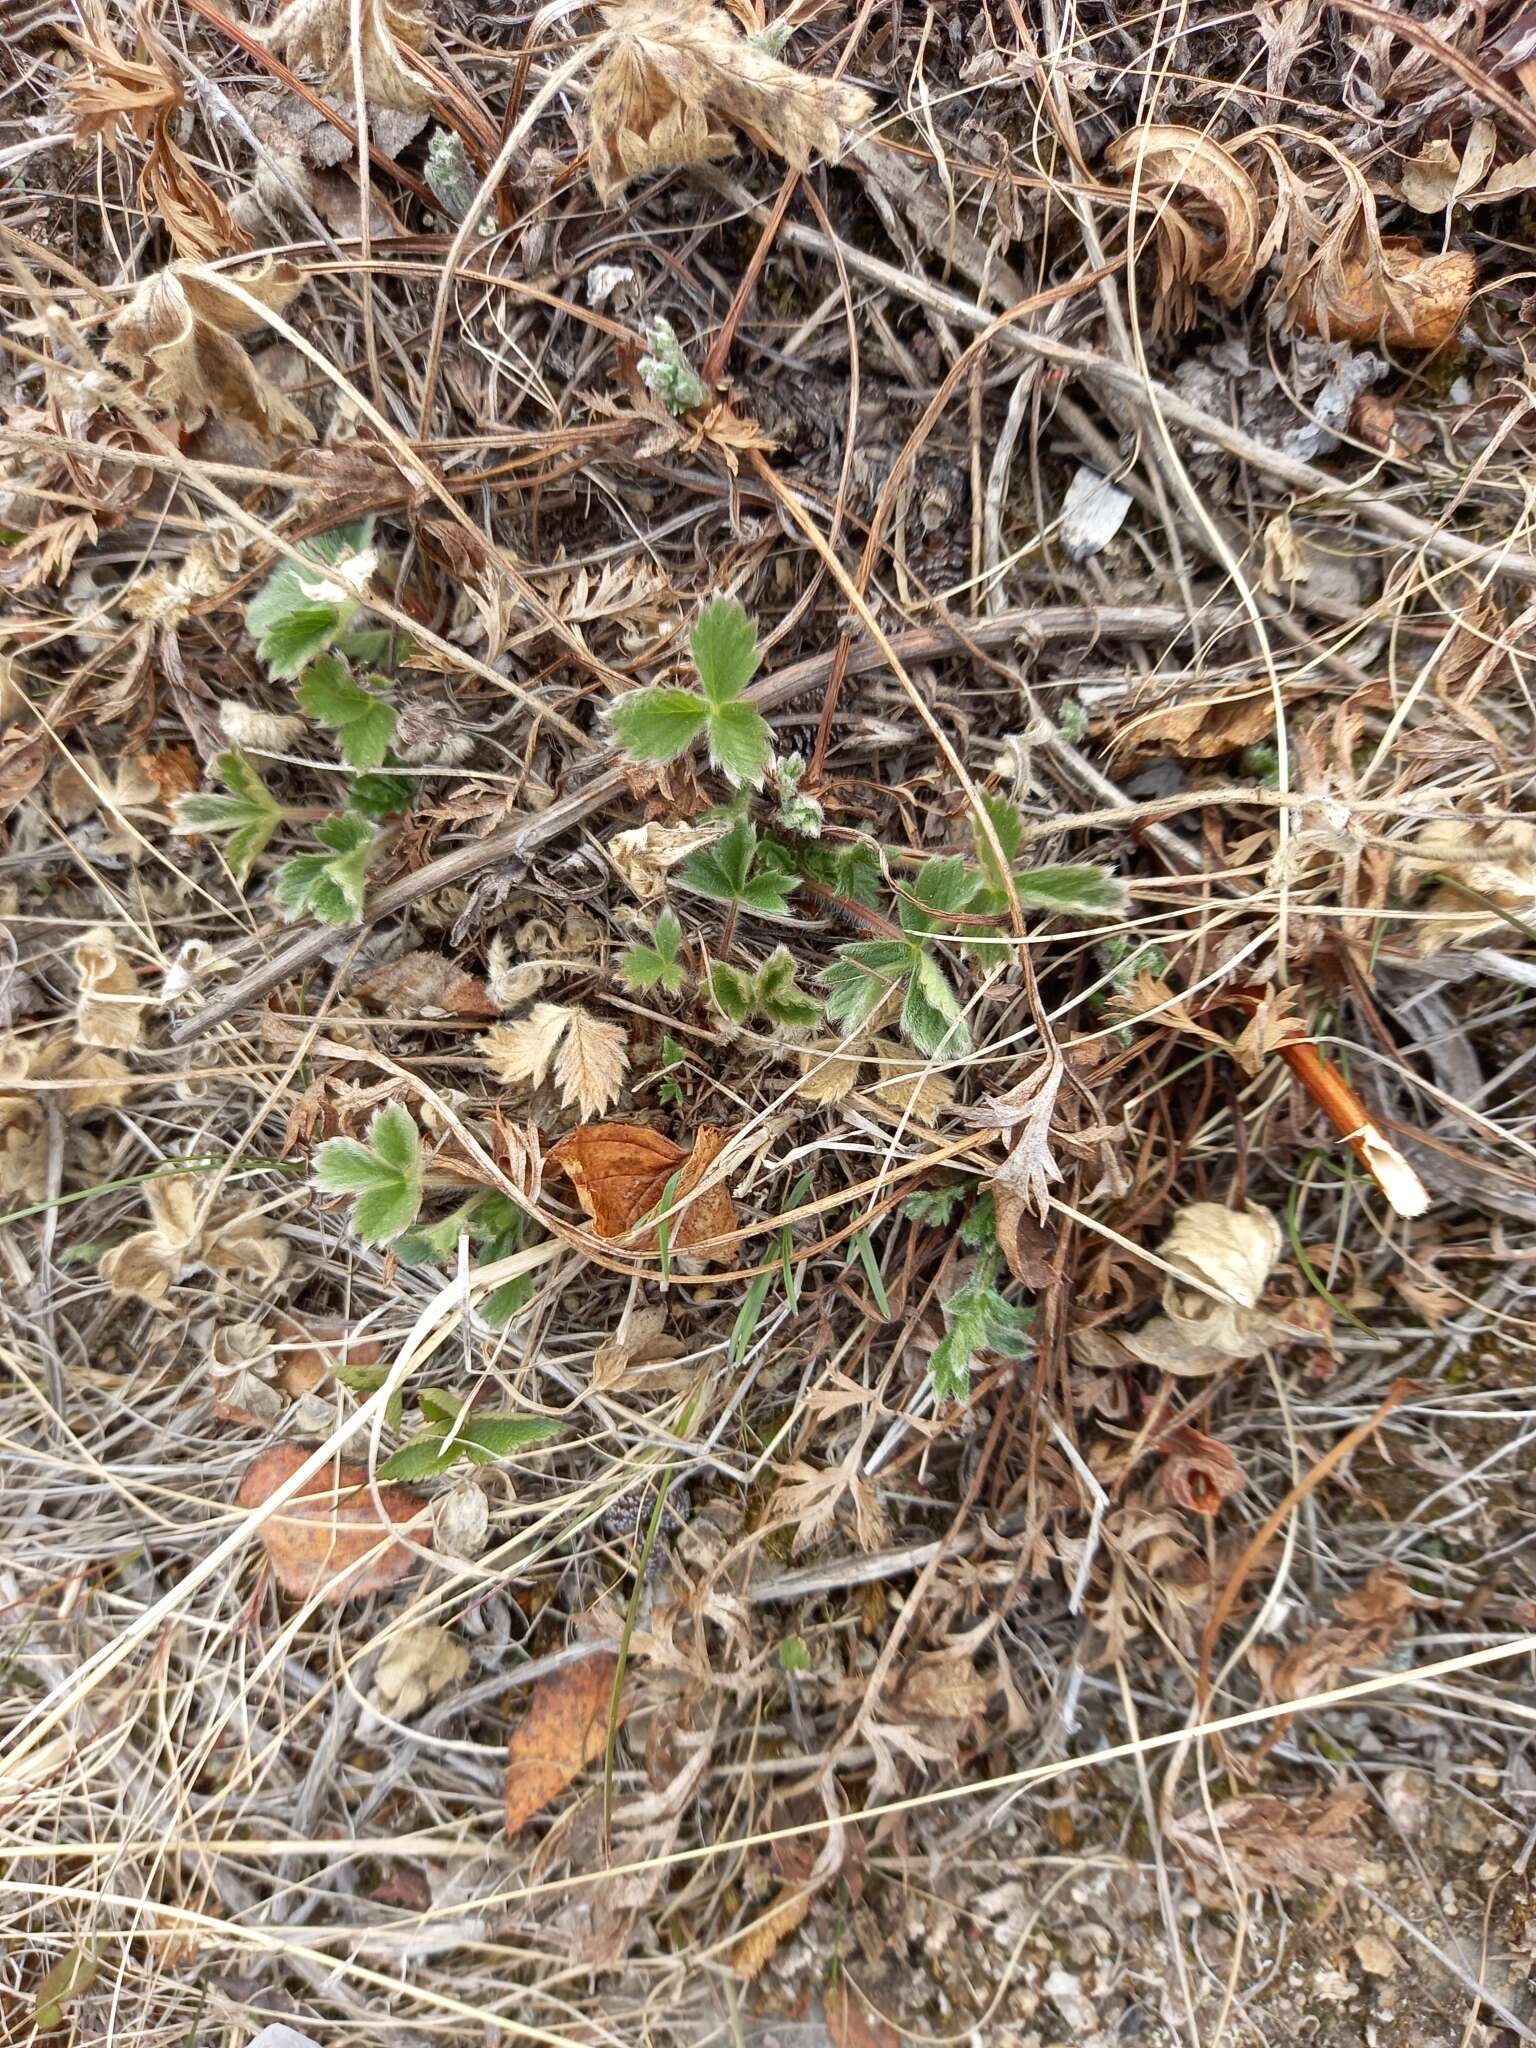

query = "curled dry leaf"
[1105,124,1260,328]
[238,1442,430,1600]
[505,1650,622,1835]
[608,818,722,902]
[260,0,434,112]
[433,1477,490,1559]
[1250,1567,1413,1724]
[1292,235,1476,349]
[1156,1424,1246,1515]
[106,259,313,445]
[592,1301,686,1390]
[369,1623,470,1717]
[0,1034,131,1202]
[1121,1200,1283,1375]
[1108,683,1278,763]
[73,926,145,1051]
[355,949,497,1019]
[99,1172,289,1309]
[547,1120,738,1262]
[1398,812,1536,950]
[587,0,874,201]
[992,1183,1059,1288]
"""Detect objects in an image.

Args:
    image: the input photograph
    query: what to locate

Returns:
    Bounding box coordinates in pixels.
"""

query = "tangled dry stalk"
[4,1,1536,2043]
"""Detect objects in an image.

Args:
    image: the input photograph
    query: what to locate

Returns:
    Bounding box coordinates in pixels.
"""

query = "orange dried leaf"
[1292,236,1476,349]
[546,1120,737,1260]
[504,1651,621,1835]
[238,1442,429,1600]
[728,1886,812,1979]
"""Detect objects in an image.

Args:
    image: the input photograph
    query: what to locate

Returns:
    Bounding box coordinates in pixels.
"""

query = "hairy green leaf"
[297,656,396,770]
[314,1102,422,1243]
[609,686,710,763]
[690,598,760,705]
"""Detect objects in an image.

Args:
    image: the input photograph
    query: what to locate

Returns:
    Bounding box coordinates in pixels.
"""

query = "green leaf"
[929,1255,1034,1403]
[297,656,396,770]
[903,1184,966,1226]
[819,939,912,1036]
[900,855,979,936]
[481,1273,534,1327]
[753,947,822,1031]
[773,751,824,839]
[1013,863,1129,917]
[417,1387,463,1425]
[682,815,757,904]
[378,1434,464,1482]
[957,1189,997,1250]
[247,520,375,678]
[174,749,284,883]
[905,947,967,1055]
[778,1635,810,1673]
[973,792,1024,890]
[313,1103,422,1244]
[459,1412,562,1457]
[709,960,754,1024]
[622,908,687,992]
[348,769,415,819]
[707,696,773,788]
[610,686,709,764]
[274,812,377,925]
[691,598,760,706]
[730,1266,774,1364]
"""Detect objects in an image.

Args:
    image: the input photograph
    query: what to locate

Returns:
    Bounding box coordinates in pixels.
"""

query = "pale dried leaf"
[553,1010,630,1120]
[608,818,722,902]
[433,1479,490,1559]
[1260,512,1310,594]
[587,0,874,201]
[355,949,497,1019]
[1105,124,1261,328]
[73,926,145,1050]
[1168,1785,1368,1907]
[261,0,434,111]
[482,1004,573,1089]
[1162,1200,1281,1310]
[1292,236,1476,349]
[1398,813,1536,949]
[106,259,313,444]
[592,1303,684,1390]
[369,1623,470,1717]
[486,931,548,1009]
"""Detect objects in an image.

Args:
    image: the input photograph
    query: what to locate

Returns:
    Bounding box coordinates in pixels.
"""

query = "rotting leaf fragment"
[504,1650,622,1835]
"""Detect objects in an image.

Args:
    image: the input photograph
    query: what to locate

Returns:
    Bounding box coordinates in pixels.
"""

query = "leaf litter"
[4,0,1535,2039]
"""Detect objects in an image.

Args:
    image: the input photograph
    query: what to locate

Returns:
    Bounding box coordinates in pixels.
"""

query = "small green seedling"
[929,1249,1033,1404]
[637,315,707,414]
[610,599,773,788]
[621,908,687,993]
[773,752,824,839]
[313,1103,423,1244]
[709,946,821,1030]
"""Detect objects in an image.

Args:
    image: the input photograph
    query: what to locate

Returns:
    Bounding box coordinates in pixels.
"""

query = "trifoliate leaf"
[621,908,687,992]
[174,749,283,882]
[274,812,377,925]
[754,946,821,1030]
[314,1102,422,1243]
[296,656,396,770]
[900,855,980,935]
